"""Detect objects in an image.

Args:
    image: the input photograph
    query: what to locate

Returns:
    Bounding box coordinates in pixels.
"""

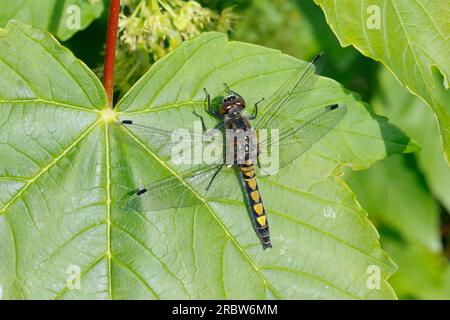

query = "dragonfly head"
[220,94,246,115]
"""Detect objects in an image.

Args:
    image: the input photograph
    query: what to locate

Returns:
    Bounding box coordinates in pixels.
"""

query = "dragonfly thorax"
[223,105,245,121]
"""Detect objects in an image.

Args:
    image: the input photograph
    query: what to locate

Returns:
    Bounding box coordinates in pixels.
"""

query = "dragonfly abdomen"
[239,162,272,249]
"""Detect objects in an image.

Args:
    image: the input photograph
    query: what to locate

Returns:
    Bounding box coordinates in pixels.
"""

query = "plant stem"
[103,0,121,109]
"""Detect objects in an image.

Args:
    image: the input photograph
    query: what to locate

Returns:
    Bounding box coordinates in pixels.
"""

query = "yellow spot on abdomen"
[256,215,267,226]
[243,170,255,178]
[246,178,257,190]
[253,203,264,216]
[250,191,261,203]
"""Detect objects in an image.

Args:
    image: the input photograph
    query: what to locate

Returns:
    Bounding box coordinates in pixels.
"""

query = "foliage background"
[228,0,450,299]
[0,0,448,299]
[90,0,450,299]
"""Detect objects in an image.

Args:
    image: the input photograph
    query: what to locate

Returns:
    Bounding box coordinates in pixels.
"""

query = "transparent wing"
[120,163,234,213]
[254,53,325,132]
[257,104,347,173]
[116,120,210,158]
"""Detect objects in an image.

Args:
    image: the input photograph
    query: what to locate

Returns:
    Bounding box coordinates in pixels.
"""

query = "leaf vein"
[0,118,101,215]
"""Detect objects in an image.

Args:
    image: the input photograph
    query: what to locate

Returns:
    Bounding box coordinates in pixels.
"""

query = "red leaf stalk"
[103,0,121,109]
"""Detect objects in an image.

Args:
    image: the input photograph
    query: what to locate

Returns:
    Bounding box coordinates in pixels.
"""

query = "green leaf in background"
[0,0,104,41]
[233,0,382,103]
[345,66,450,299]
[345,154,441,252]
[382,237,450,299]
[0,21,417,299]
[233,0,319,60]
[372,67,450,213]
[314,0,450,162]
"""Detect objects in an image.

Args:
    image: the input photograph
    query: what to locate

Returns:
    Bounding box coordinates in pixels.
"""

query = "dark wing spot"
[136,188,148,196]
[329,104,339,110]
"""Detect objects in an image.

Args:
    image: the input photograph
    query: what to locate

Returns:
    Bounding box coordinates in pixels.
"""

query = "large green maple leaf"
[0,21,416,299]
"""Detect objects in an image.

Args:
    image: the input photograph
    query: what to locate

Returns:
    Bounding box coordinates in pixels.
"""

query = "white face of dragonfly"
[223,106,244,121]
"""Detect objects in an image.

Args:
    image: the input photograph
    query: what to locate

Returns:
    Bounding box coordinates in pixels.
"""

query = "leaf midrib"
[104,120,113,299]
[0,99,101,113]
[390,0,429,96]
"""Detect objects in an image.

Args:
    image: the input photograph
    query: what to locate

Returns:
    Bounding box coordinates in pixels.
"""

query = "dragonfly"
[117,53,347,250]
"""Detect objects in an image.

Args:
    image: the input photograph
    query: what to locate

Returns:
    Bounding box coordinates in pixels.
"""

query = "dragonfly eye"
[223,95,236,103]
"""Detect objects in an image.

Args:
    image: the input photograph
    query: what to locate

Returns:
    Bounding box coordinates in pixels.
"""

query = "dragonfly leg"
[204,122,225,139]
[213,122,224,130]
[223,82,231,93]
[223,83,244,99]
[192,111,207,132]
[193,111,225,138]
[248,98,265,120]
[203,88,222,119]
[206,164,224,191]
